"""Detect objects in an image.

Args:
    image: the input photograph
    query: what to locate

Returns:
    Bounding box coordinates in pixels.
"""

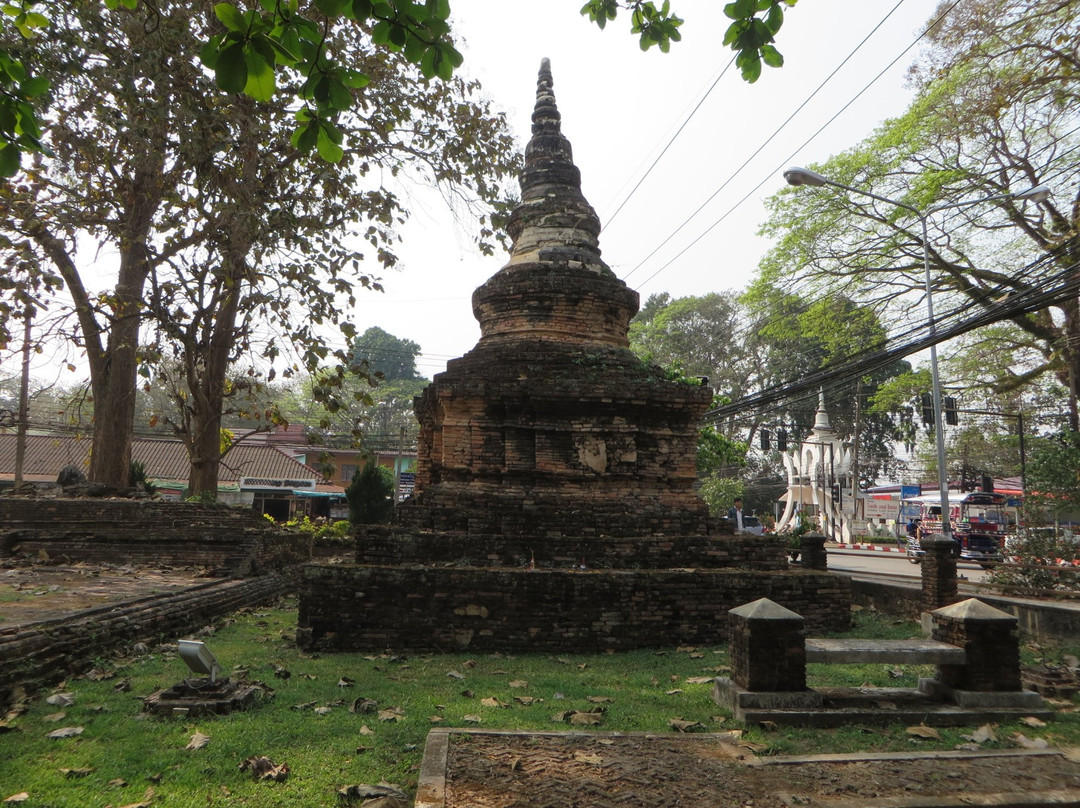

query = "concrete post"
[728,598,807,692]
[920,532,959,612]
[800,531,828,571]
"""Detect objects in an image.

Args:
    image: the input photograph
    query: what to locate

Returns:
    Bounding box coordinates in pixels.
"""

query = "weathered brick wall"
[295,564,851,653]
[0,499,309,575]
[357,525,785,570]
[0,570,298,704]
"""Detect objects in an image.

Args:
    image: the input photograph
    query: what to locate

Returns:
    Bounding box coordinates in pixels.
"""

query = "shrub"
[345,463,395,525]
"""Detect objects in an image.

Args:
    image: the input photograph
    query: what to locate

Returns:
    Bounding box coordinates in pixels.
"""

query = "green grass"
[1,602,1077,807]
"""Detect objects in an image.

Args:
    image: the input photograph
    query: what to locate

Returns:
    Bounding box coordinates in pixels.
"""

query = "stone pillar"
[920,533,959,612]
[930,598,1022,692]
[728,598,806,692]
[800,531,827,571]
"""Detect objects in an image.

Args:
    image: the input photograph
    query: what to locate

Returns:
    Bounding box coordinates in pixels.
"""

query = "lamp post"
[782,167,1050,543]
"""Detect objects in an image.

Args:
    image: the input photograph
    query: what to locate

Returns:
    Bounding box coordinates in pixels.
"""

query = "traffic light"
[776,429,788,452]
[920,393,934,425]
[760,429,771,451]
[830,483,841,505]
[944,396,958,425]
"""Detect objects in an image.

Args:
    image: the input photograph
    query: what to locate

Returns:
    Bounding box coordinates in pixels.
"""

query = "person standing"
[728,498,745,531]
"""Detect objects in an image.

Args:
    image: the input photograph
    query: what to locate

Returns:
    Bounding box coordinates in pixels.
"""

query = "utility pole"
[14,305,33,491]
[850,379,861,512]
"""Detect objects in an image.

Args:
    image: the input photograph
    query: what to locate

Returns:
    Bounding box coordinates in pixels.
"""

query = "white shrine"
[775,390,855,543]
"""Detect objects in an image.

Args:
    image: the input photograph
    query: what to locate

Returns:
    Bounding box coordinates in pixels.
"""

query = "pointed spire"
[504,58,605,268]
[812,388,832,432]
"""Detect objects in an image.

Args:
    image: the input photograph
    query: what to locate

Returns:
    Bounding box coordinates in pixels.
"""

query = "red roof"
[0,433,329,486]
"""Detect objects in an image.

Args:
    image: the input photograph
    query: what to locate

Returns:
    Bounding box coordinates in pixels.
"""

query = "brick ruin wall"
[0,499,310,575]
[0,571,297,705]
[296,564,852,653]
[357,526,785,570]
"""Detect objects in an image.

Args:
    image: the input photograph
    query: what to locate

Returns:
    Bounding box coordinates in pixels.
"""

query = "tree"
[756,0,1079,430]
[345,460,394,525]
[349,326,423,383]
[1,0,801,174]
[0,0,517,492]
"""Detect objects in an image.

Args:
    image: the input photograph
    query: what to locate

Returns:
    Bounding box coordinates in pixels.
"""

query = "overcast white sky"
[354,0,944,379]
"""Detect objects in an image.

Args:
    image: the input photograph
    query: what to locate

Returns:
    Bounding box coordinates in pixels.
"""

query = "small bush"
[986,529,1080,596]
[345,463,395,525]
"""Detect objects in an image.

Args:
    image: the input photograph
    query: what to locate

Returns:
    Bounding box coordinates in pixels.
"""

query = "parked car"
[740,515,764,536]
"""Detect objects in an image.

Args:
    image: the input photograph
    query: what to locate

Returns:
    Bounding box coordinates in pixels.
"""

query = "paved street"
[827,545,990,584]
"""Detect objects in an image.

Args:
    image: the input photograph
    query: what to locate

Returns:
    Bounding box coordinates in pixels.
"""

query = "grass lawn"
[1,600,1077,807]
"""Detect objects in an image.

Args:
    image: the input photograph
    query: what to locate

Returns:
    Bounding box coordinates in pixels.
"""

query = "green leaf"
[327,77,352,110]
[740,53,762,83]
[765,2,784,34]
[315,0,350,16]
[19,76,48,97]
[214,2,247,32]
[317,123,344,162]
[0,142,20,177]
[243,46,276,101]
[292,118,318,151]
[216,42,248,94]
[761,43,783,68]
[339,69,369,89]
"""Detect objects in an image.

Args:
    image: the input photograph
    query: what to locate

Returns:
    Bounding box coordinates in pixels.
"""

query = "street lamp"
[782,167,1050,542]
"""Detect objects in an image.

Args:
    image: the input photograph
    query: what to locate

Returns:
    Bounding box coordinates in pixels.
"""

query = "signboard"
[900,485,921,499]
[398,472,415,497]
[863,498,898,520]
[239,477,316,490]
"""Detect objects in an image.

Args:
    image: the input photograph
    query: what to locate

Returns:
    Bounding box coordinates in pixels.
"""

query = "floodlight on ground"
[178,639,221,684]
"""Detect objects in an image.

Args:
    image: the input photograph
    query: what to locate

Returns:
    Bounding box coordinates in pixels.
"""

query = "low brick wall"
[851,577,1080,643]
[0,499,309,575]
[0,570,298,705]
[357,526,785,570]
[296,564,851,653]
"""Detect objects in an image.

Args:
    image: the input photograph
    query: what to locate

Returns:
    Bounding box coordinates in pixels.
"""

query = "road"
[826,546,990,584]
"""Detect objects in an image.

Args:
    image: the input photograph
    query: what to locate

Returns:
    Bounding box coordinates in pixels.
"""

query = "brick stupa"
[295,61,850,654]
[397,58,713,540]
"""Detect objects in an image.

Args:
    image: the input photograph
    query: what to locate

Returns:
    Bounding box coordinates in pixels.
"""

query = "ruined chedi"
[297,61,850,652]
[397,58,714,541]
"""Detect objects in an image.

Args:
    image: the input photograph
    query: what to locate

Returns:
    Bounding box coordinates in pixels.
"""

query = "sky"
[353,0,944,380]
[6,0,944,390]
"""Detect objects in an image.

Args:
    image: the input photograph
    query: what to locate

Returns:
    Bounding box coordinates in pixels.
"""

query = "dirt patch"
[440,732,1080,808]
[0,560,212,625]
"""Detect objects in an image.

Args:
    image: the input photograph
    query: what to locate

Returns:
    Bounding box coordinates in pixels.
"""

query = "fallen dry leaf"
[586,696,613,704]
[481,697,508,708]
[351,697,378,714]
[338,677,356,688]
[47,727,83,739]
[377,709,403,722]
[239,755,290,782]
[358,725,375,736]
[759,720,778,732]
[338,783,408,807]
[508,680,528,689]
[514,696,538,706]
[962,724,997,744]
[186,731,210,750]
[60,768,93,778]
[43,712,66,723]
[686,676,714,685]
[906,725,941,740]
[1021,716,1047,728]
[1013,733,1049,750]
[313,707,333,715]
[3,794,29,803]
[429,715,443,723]
[669,719,706,732]
[462,659,476,669]
[573,752,603,765]
[1063,747,1080,763]
[463,714,482,723]
[46,693,74,707]
[292,702,317,711]
[108,778,127,787]
[113,679,131,693]
[569,711,603,726]
[446,671,466,680]
[665,689,684,696]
